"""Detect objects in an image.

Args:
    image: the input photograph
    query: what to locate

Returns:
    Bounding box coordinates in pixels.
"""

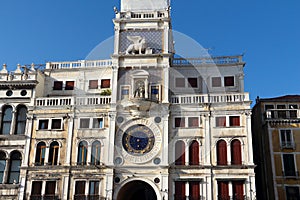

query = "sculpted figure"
[126,36,147,55]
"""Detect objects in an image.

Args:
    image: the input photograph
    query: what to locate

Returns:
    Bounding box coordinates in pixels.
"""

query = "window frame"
[89,80,99,89]
[65,81,75,90]
[53,81,63,90]
[174,117,185,128]
[175,77,185,88]
[150,84,161,101]
[282,153,297,177]
[212,77,222,87]
[229,116,240,127]
[120,85,130,100]
[224,76,235,87]
[100,79,111,89]
[37,118,63,131]
[280,129,295,149]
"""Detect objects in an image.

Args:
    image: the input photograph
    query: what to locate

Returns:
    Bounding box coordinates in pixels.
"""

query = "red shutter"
[189,181,200,199]
[101,79,111,88]
[175,141,185,165]
[189,140,199,165]
[218,181,229,200]
[230,116,240,126]
[231,140,242,165]
[75,181,86,195]
[175,181,185,200]
[217,140,227,165]
[232,181,244,199]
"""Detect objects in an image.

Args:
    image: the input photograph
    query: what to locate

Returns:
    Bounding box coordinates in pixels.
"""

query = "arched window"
[35,142,46,165]
[0,151,6,183]
[8,151,21,184]
[1,106,13,135]
[48,141,59,165]
[77,141,88,165]
[231,139,242,165]
[175,141,185,165]
[217,140,227,165]
[189,140,199,165]
[91,141,101,165]
[15,106,27,135]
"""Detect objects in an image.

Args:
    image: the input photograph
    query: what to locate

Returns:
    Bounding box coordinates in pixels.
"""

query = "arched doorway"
[117,180,157,200]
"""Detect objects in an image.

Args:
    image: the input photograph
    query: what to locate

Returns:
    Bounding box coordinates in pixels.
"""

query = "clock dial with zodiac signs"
[122,124,155,155]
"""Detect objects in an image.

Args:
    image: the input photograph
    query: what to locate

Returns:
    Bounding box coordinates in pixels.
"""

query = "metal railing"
[265,109,300,120]
[281,141,296,149]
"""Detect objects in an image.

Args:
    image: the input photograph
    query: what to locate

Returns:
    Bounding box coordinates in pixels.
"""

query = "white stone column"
[246,112,254,165]
[62,176,70,200]
[87,144,92,165]
[185,182,189,200]
[65,116,74,165]
[18,177,26,200]
[23,116,33,166]
[107,113,116,165]
[204,114,211,165]
[2,159,9,183]
[163,24,169,53]
[161,116,169,165]
[227,143,231,165]
[162,65,169,103]
[105,172,114,200]
[185,141,189,166]
[41,181,46,196]
[228,182,233,199]
[44,146,50,166]
[10,110,17,135]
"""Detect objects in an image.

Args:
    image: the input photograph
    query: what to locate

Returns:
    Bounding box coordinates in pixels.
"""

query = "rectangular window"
[175,117,185,128]
[53,81,63,90]
[188,117,199,127]
[75,181,86,195]
[283,154,296,176]
[289,105,298,119]
[31,181,42,195]
[101,79,111,88]
[89,181,100,195]
[212,77,221,87]
[92,118,103,129]
[175,181,186,200]
[38,120,49,130]
[232,181,244,199]
[65,81,75,90]
[286,186,300,200]
[121,86,130,100]
[51,119,62,130]
[45,181,56,195]
[151,85,160,101]
[188,78,198,88]
[277,104,287,118]
[224,76,235,87]
[280,130,294,149]
[80,118,90,129]
[265,104,275,118]
[216,117,226,127]
[89,80,98,89]
[229,116,240,126]
[218,181,229,200]
[175,78,185,88]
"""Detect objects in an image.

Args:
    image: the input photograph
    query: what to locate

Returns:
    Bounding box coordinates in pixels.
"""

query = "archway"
[117,180,157,200]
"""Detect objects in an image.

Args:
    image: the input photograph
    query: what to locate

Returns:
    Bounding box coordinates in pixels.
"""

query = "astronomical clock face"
[116,119,162,164]
[122,125,155,155]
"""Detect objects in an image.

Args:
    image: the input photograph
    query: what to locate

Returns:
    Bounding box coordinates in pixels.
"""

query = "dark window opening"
[175,78,185,88]
[224,76,235,87]
[65,81,75,90]
[53,81,63,90]
[101,79,110,88]
[212,77,221,87]
[188,78,198,88]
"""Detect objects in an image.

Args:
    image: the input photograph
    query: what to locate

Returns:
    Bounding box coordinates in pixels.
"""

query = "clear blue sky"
[0,0,299,100]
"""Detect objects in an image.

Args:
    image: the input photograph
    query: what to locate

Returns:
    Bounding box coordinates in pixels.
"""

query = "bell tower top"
[121,0,170,12]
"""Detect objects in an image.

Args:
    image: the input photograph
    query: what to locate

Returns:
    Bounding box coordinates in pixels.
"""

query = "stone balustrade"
[170,93,250,104]
[46,60,113,70]
[35,96,111,107]
[172,55,244,66]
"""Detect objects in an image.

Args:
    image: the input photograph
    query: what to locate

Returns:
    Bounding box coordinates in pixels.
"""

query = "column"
[23,116,33,166]
[41,181,46,196]
[227,143,231,165]
[18,177,27,200]
[161,115,169,165]
[87,144,92,164]
[65,116,74,165]
[2,159,9,183]
[185,140,189,166]
[44,146,50,166]
[228,182,233,199]
[203,114,211,165]
[105,172,114,200]
[0,111,3,133]
[107,113,116,165]
[185,182,189,200]
[246,111,254,165]
[61,176,70,200]
[162,65,169,103]
[10,110,17,135]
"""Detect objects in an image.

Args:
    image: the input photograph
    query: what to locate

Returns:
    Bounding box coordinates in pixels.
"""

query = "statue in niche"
[134,81,145,98]
[126,36,147,55]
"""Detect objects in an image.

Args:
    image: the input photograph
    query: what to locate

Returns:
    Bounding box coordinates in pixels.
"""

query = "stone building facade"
[252,95,300,200]
[0,0,256,199]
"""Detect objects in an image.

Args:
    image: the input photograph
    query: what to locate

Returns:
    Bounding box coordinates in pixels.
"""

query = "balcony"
[174,195,205,200]
[265,109,300,120]
[46,59,112,70]
[283,170,299,178]
[35,96,111,107]
[74,194,102,200]
[172,55,244,66]
[171,93,249,104]
[30,195,59,200]
[281,141,296,149]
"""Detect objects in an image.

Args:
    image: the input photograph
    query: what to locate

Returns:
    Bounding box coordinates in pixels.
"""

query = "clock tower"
[109,0,173,199]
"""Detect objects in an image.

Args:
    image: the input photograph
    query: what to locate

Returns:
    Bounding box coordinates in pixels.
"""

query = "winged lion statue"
[125,36,147,55]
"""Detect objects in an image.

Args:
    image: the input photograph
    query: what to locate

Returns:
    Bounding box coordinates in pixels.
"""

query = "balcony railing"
[174,195,205,200]
[283,170,299,178]
[171,93,249,104]
[35,96,111,107]
[30,195,59,200]
[46,60,112,69]
[74,194,102,200]
[265,109,300,120]
[281,141,296,149]
[172,55,243,66]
